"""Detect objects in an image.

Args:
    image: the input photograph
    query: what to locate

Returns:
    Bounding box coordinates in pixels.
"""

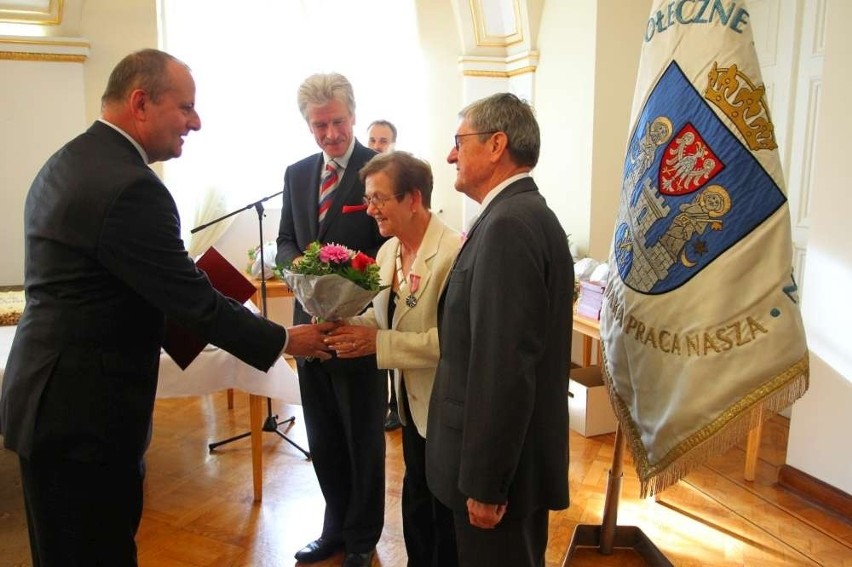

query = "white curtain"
[187,185,232,258]
[158,0,427,246]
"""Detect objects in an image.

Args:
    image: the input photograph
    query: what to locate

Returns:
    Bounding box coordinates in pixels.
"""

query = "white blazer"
[349,214,460,437]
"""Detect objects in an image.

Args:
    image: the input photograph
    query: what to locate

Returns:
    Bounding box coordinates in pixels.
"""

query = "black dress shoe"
[294,537,343,563]
[341,549,375,567]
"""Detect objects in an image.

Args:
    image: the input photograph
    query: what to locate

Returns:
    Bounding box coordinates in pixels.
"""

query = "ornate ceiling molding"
[454,0,540,82]
[0,0,64,25]
[0,50,82,62]
[469,0,524,48]
[460,50,539,77]
[0,35,88,61]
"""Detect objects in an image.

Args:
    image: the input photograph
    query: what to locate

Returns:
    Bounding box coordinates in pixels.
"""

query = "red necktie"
[318,160,340,223]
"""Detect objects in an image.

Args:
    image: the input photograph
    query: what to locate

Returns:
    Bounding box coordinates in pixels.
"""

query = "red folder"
[162,246,257,370]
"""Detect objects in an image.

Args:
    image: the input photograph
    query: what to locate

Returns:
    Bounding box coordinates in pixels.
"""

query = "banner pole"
[599,426,626,553]
[562,424,672,566]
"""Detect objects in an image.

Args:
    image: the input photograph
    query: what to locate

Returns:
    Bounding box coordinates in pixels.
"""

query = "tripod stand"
[192,192,310,459]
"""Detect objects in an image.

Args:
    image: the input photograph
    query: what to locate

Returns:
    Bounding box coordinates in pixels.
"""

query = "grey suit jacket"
[348,214,461,437]
[425,176,574,516]
[0,121,286,462]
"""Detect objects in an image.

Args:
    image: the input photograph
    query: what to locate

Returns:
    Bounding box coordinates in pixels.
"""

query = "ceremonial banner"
[600,0,809,496]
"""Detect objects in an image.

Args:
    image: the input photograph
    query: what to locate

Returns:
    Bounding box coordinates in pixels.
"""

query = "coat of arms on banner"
[615,62,786,295]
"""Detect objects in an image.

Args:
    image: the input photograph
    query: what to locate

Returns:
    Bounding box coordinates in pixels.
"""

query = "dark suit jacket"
[276,140,385,329]
[0,121,286,463]
[276,141,387,546]
[426,177,574,517]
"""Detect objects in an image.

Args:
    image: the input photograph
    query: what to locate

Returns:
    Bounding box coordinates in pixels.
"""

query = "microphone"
[342,204,368,213]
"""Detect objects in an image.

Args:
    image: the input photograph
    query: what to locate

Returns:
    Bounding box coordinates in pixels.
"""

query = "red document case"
[162,246,257,370]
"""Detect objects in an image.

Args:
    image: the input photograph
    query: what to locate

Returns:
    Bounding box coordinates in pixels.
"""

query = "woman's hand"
[325,325,378,358]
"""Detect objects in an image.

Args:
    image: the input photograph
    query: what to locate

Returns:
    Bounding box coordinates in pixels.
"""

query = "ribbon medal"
[406,274,420,307]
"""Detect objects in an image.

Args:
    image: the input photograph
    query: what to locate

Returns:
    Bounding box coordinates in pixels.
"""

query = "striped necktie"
[318,160,340,223]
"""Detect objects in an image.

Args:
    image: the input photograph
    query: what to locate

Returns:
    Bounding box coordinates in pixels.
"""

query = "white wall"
[79,0,158,125]
[534,0,597,259]
[588,0,650,261]
[786,0,852,494]
[412,0,466,231]
[0,0,156,286]
[0,57,87,285]
[533,0,649,262]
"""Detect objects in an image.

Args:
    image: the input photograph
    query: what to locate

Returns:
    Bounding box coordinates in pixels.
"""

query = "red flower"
[351,252,375,272]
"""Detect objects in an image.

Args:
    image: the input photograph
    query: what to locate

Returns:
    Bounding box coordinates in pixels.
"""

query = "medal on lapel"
[406,274,421,308]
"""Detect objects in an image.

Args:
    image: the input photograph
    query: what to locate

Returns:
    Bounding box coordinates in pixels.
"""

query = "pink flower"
[319,243,352,264]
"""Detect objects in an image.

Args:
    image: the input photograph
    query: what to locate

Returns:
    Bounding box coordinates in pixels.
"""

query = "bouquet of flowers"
[275,242,384,321]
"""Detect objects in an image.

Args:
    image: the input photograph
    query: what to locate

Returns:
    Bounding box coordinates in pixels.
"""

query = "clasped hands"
[324,324,378,358]
[283,321,377,360]
[284,322,337,360]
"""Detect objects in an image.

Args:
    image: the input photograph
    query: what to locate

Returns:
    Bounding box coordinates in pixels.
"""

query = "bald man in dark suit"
[0,49,332,567]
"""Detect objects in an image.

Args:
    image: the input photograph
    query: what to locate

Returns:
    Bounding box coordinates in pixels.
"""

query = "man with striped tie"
[276,73,386,567]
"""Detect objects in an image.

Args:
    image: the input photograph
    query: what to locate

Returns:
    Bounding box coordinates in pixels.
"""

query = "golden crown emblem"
[704,62,778,152]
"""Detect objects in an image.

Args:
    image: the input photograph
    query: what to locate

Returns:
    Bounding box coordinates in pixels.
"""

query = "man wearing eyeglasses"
[425,93,574,567]
[276,73,387,567]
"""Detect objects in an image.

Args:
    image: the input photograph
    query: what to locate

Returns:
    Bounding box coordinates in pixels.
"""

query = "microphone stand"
[193,191,310,459]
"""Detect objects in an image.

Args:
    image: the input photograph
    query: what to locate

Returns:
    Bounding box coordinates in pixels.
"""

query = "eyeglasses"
[362,193,404,209]
[453,131,498,151]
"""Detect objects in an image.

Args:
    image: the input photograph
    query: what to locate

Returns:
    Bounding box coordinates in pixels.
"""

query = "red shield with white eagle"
[658,122,724,196]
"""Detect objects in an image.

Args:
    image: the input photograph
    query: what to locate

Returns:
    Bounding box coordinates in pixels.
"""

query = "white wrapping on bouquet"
[280,269,382,321]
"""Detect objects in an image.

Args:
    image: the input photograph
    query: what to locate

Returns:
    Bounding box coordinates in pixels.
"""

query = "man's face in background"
[367,123,395,153]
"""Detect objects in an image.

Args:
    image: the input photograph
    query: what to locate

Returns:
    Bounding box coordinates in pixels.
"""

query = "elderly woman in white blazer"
[326,151,461,567]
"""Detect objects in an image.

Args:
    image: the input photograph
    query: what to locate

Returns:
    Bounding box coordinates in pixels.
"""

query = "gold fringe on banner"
[602,352,809,498]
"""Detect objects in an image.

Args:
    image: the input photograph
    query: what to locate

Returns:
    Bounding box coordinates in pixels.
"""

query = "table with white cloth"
[1,325,301,502]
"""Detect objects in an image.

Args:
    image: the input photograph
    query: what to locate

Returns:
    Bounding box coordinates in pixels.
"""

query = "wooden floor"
[2,391,851,566]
